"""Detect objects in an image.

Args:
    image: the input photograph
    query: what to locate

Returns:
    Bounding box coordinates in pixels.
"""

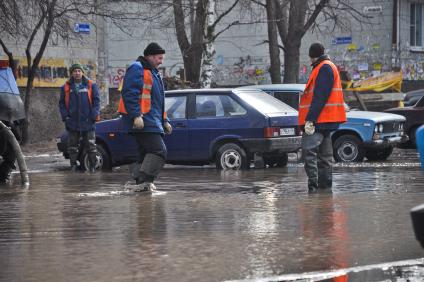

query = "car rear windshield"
[234,89,297,115]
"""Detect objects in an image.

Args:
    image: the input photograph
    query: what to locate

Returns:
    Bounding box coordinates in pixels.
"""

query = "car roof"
[237,84,306,92]
[166,88,232,94]
[165,88,264,95]
[405,88,424,98]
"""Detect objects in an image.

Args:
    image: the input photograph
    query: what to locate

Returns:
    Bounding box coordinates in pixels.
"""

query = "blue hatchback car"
[57,88,302,170]
[239,84,408,162]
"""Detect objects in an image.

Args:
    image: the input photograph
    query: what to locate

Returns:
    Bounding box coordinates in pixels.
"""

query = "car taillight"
[264,127,280,138]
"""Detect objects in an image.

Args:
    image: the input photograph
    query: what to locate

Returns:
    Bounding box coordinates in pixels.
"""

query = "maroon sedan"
[385,96,424,148]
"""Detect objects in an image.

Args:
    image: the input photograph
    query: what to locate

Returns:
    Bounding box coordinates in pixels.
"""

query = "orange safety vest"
[64,79,100,121]
[117,68,167,119]
[298,60,346,125]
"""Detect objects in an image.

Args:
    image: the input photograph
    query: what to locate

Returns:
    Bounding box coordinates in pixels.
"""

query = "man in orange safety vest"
[299,43,346,192]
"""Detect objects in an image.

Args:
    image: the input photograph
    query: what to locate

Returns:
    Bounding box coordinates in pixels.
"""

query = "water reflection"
[0,149,423,281]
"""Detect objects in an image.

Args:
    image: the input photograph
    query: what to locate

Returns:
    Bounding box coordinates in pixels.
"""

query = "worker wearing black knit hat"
[59,62,100,173]
[144,42,165,56]
[118,42,171,192]
[308,42,325,59]
[299,42,346,192]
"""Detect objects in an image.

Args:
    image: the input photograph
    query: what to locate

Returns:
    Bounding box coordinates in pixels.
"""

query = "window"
[273,91,300,110]
[236,90,296,115]
[195,95,246,118]
[411,3,423,47]
[165,96,186,119]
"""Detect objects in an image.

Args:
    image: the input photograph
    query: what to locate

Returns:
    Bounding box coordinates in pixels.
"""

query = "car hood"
[346,110,406,122]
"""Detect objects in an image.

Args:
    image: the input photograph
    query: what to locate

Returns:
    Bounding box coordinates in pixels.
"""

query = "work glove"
[163,121,172,135]
[133,116,144,129]
[304,121,315,135]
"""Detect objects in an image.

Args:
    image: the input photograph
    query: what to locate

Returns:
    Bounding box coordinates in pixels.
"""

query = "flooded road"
[0,149,423,281]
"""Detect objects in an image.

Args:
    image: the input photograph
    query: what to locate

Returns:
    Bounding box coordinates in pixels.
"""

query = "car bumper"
[364,135,409,148]
[240,136,302,153]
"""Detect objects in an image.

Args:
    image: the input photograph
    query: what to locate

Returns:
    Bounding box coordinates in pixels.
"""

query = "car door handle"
[174,122,186,128]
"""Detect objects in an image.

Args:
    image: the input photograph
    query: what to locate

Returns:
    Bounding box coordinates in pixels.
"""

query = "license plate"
[280,128,295,136]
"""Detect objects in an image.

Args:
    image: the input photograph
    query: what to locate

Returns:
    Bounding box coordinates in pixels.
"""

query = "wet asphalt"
[0,148,423,282]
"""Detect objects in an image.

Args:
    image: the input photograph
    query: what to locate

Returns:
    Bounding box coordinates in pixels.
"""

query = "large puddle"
[0,148,423,281]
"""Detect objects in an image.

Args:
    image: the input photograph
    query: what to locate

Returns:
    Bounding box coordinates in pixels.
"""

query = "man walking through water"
[299,43,346,192]
[118,42,172,192]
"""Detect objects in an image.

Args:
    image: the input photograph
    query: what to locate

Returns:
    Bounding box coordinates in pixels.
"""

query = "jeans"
[301,130,333,190]
[68,130,97,167]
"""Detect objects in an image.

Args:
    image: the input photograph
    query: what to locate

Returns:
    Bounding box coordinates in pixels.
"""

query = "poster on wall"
[1,57,97,87]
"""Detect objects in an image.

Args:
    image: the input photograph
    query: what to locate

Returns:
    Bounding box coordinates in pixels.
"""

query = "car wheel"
[365,146,393,161]
[216,143,249,170]
[264,153,288,168]
[333,135,364,162]
[82,144,112,171]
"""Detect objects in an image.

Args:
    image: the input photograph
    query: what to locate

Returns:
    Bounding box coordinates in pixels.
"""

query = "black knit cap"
[144,42,165,56]
[309,42,325,58]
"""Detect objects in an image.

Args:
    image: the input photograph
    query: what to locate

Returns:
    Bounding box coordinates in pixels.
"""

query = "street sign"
[332,36,352,45]
[74,23,90,34]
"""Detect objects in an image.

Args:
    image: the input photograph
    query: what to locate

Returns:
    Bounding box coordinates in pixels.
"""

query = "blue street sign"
[332,36,352,45]
[74,23,90,34]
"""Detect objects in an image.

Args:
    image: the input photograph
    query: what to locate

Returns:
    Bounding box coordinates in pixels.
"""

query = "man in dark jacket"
[299,43,346,192]
[59,63,100,172]
[119,42,172,192]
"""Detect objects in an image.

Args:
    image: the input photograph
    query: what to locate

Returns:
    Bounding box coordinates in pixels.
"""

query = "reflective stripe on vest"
[298,60,347,125]
[117,68,167,119]
[64,79,93,111]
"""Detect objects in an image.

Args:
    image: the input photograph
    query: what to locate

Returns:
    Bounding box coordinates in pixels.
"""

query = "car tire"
[264,153,288,168]
[333,134,364,162]
[365,146,393,161]
[216,143,249,170]
[82,144,112,171]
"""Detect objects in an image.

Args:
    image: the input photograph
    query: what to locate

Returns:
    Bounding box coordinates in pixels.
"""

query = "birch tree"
[173,0,240,86]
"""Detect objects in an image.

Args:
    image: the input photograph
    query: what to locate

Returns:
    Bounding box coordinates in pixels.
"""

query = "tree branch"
[210,0,239,30]
[302,0,330,35]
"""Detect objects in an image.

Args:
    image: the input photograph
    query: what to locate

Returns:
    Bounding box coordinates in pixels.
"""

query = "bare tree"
[0,0,164,143]
[0,0,24,77]
[265,0,281,83]
[274,0,371,83]
[248,0,370,83]
[173,0,240,86]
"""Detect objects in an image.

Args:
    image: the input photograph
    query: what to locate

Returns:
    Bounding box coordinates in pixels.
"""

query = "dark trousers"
[0,141,16,182]
[131,132,167,182]
[301,130,333,190]
[68,130,97,167]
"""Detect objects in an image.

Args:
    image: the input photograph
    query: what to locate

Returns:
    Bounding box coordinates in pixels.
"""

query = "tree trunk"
[173,0,206,86]
[188,0,207,85]
[200,0,216,88]
[0,39,17,79]
[21,0,56,144]
[266,0,281,83]
[186,44,204,86]
[283,37,302,83]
